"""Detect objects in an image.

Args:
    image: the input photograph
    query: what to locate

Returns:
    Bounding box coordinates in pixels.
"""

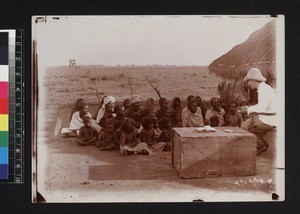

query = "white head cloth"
[96,96,115,123]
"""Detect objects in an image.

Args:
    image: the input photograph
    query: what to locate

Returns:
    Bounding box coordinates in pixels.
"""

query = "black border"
[0,0,299,213]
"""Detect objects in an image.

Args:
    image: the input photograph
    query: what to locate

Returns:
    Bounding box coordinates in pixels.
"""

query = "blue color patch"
[0,147,8,164]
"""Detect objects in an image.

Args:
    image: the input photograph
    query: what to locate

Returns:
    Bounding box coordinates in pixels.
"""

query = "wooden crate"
[172,127,257,178]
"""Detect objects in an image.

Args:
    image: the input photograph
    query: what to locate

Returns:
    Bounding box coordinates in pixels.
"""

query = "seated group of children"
[74,95,248,156]
[210,100,246,128]
[77,112,168,156]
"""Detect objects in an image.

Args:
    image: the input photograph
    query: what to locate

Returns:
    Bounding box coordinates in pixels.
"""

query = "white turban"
[96,96,116,123]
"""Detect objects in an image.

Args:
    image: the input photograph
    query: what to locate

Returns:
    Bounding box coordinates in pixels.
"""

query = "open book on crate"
[194,125,216,132]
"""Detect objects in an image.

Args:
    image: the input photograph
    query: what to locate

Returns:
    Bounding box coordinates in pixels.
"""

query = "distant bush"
[118,73,125,78]
[101,76,115,81]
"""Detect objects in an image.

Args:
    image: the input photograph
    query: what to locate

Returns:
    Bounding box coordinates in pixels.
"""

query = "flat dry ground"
[35,66,277,202]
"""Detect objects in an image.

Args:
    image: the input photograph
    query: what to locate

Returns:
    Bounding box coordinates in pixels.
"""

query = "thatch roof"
[208,20,276,86]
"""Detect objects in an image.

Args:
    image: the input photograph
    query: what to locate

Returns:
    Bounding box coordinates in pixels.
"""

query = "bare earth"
[35,66,277,202]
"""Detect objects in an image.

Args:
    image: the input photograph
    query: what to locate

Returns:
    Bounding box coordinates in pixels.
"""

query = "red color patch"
[0,98,8,114]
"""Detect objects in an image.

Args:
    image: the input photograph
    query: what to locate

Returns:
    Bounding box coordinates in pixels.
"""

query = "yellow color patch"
[0,114,8,131]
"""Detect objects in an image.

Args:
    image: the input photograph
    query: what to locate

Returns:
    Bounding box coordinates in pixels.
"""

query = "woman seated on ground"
[61,101,100,137]
[94,96,116,124]
[182,100,204,127]
[70,98,85,121]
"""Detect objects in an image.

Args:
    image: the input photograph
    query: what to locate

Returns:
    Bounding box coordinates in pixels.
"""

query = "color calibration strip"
[0,29,24,183]
[0,32,9,180]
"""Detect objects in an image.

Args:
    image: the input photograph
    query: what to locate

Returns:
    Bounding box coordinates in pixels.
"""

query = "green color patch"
[0,131,8,147]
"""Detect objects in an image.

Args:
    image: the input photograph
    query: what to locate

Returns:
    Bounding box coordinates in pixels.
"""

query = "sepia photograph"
[32,15,285,202]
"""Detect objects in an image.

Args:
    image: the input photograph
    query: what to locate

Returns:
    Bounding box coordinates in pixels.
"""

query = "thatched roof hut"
[208,20,277,105]
[208,20,276,87]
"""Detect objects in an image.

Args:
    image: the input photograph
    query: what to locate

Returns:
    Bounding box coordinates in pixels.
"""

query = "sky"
[33,15,275,67]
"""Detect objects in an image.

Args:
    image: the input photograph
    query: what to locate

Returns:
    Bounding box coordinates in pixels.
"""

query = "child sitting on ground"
[158,117,172,151]
[77,115,98,146]
[110,111,126,139]
[152,117,162,139]
[170,97,183,127]
[140,117,166,153]
[223,113,235,126]
[97,118,118,151]
[209,116,220,127]
[140,117,158,146]
[119,119,151,155]
[227,101,244,127]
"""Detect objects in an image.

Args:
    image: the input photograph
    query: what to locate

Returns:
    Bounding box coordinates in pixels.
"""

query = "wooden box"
[171,127,257,178]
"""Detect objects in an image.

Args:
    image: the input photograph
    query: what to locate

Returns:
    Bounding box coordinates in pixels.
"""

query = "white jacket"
[247,82,276,126]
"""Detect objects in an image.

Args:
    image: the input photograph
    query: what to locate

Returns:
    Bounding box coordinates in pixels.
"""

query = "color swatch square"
[0,48,8,65]
[0,164,8,179]
[0,114,8,131]
[0,147,8,164]
[0,65,9,81]
[0,131,8,147]
[0,81,8,98]
[0,98,8,114]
